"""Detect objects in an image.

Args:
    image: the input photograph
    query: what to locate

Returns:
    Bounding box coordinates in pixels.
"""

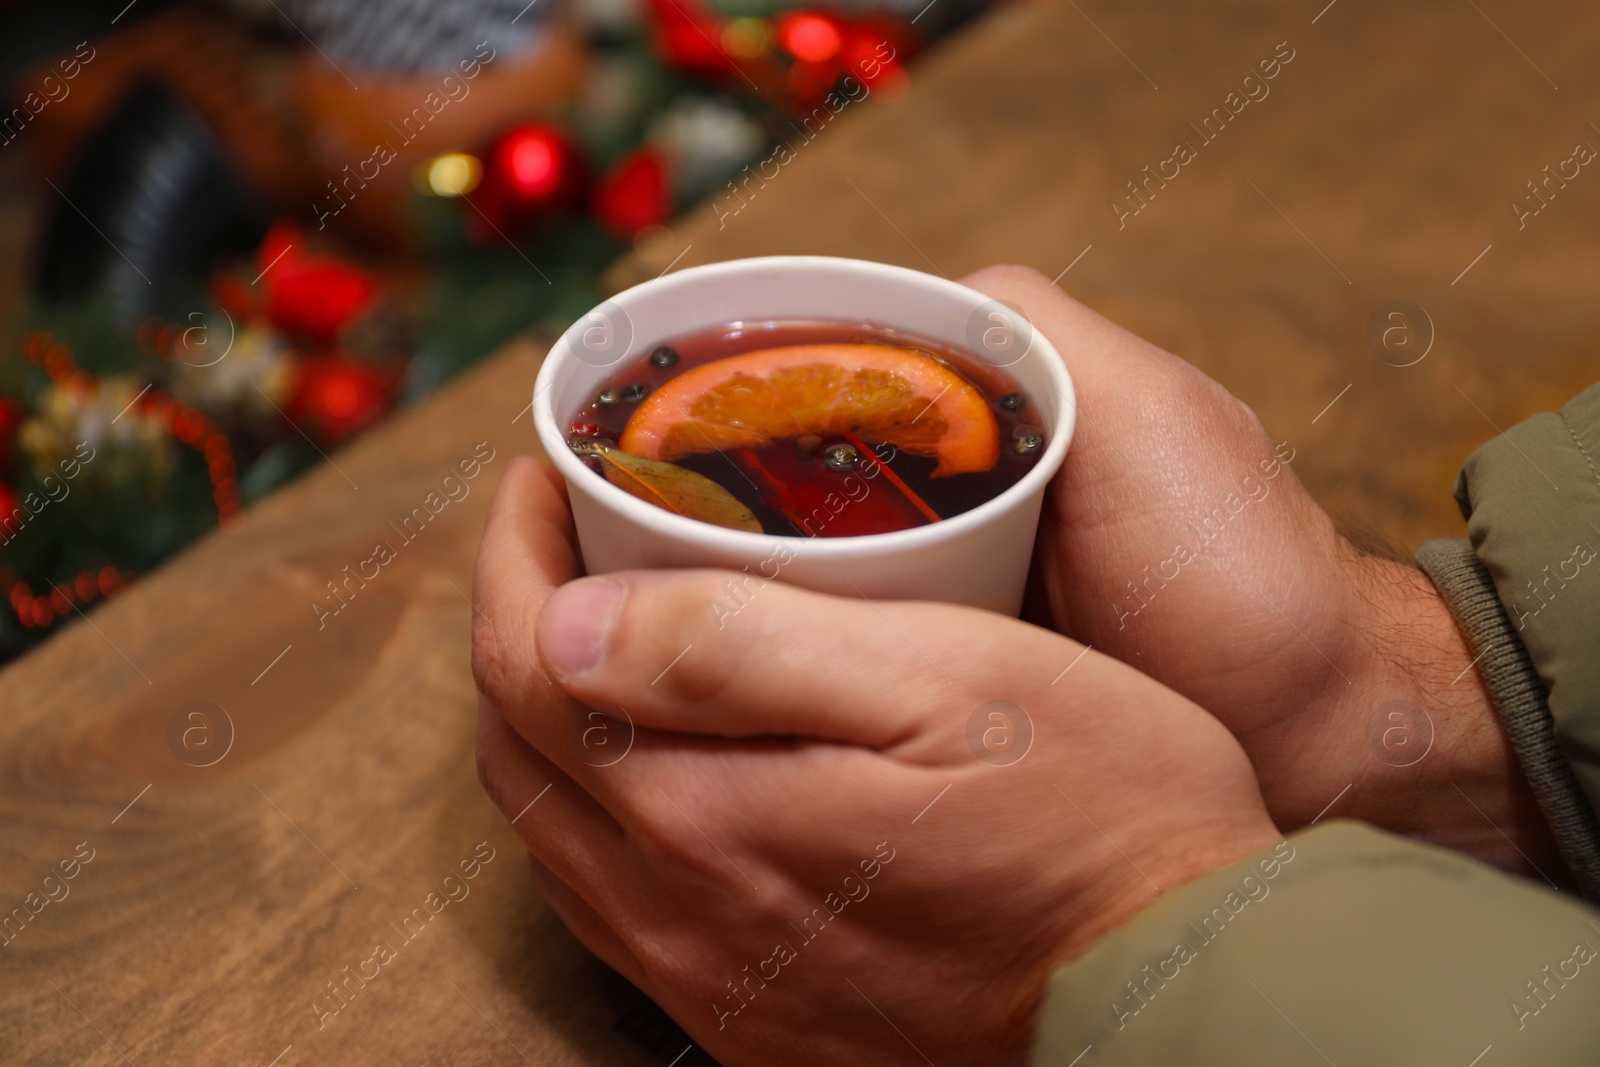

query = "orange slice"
[618,344,1000,476]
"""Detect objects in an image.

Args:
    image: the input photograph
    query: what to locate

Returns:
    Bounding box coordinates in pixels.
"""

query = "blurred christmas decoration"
[1,224,398,655]
[34,81,267,326]
[262,0,559,73]
[1,0,998,660]
[649,97,765,198]
[284,354,400,444]
[467,123,590,241]
[210,223,386,348]
[20,374,176,498]
[8,565,136,633]
[17,333,240,519]
[418,153,484,198]
[593,148,671,239]
[164,323,296,425]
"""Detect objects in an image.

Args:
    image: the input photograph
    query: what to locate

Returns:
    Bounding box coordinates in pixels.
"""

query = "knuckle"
[629,791,724,880]
[657,639,739,708]
[470,615,509,705]
[966,262,1052,292]
[1163,362,1259,435]
[627,926,696,992]
[630,802,702,869]
[623,574,743,705]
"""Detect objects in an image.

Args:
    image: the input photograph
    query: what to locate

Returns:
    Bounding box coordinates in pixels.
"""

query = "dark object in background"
[268,0,554,73]
[34,80,265,325]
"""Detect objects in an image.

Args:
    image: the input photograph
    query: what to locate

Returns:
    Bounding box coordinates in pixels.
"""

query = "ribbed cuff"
[1417,537,1600,901]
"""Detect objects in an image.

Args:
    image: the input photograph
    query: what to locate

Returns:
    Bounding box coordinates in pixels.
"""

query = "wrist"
[1325,555,1568,882]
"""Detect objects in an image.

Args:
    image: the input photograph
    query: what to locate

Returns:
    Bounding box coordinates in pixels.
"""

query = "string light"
[418,153,483,197]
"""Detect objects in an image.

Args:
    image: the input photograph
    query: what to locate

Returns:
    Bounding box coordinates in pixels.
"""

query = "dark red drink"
[566,320,1045,538]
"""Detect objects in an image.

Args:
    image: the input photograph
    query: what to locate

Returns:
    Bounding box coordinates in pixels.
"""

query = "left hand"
[472,457,1280,1066]
[958,265,1558,879]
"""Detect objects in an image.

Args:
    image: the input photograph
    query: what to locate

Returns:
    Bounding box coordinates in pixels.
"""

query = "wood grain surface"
[1,336,711,1066]
[5,0,1600,1063]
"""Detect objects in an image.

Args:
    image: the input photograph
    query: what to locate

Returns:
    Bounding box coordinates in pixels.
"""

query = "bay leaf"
[581,443,763,534]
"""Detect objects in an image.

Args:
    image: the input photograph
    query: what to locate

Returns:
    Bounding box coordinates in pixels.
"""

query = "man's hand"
[959,265,1561,881]
[472,458,1280,1066]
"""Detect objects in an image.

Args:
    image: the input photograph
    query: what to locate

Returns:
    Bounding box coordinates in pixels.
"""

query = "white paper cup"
[533,256,1075,616]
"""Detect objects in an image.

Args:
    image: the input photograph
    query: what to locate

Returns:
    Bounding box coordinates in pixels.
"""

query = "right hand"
[960,265,1563,883]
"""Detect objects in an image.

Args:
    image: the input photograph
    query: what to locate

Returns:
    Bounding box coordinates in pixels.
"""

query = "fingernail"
[540,577,626,678]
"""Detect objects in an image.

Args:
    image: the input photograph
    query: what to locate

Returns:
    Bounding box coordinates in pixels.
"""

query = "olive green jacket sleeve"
[1417,381,1600,900]
[1031,384,1600,1064]
[1030,822,1600,1066]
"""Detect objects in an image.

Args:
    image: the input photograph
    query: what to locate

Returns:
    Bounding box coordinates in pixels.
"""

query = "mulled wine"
[565,320,1045,538]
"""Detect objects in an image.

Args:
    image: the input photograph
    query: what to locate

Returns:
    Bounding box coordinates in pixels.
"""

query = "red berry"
[570,421,600,437]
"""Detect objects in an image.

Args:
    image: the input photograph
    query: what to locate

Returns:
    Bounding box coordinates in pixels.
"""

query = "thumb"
[533,568,1079,749]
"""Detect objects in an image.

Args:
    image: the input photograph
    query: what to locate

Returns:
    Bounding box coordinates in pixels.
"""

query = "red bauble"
[212,221,378,345]
[648,0,740,80]
[471,124,587,242]
[286,355,394,444]
[776,12,844,63]
[775,13,911,111]
[268,258,378,345]
[593,149,672,240]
